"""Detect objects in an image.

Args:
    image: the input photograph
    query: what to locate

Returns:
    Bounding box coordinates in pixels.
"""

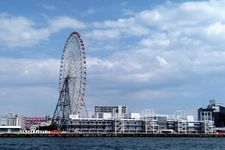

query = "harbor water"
[0,137,225,150]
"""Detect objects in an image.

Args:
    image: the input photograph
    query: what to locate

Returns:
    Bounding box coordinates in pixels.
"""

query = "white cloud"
[0,13,86,48]
[3,0,225,114]
[0,57,59,86]
[86,29,121,41]
[0,57,60,115]
[207,22,225,37]
[0,13,49,47]
[84,0,225,112]
[156,56,168,66]
[48,16,86,32]
[136,10,162,24]
[87,17,149,40]
[85,0,225,45]
[88,57,115,69]
[139,36,170,48]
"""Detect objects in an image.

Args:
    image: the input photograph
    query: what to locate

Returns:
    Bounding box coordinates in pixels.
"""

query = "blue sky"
[0,0,225,116]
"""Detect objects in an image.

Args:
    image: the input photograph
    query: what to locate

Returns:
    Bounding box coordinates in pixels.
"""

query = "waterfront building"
[0,113,22,133]
[0,101,218,134]
[198,100,225,127]
[23,117,46,129]
[0,126,21,133]
[95,105,127,119]
[66,115,213,134]
[0,113,23,127]
[129,113,141,119]
[0,118,7,126]
[66,106,212,134]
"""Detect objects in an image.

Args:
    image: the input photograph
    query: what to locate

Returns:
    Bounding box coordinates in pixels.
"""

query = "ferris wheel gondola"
[52,32,87,130]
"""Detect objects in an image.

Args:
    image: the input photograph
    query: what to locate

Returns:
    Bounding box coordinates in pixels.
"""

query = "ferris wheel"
[59,32,87,115]
[52,32,87,130]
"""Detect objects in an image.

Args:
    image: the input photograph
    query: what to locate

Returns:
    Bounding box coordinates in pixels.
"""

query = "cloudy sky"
[1,0,225,116]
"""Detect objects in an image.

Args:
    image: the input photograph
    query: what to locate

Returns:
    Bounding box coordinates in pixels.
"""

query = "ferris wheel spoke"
[53,32,87,130]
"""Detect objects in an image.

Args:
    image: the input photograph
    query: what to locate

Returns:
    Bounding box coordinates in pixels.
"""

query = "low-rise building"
[198,100,225,127]
[95,105,127,119]
[0,113,23,127]
[0,126,21,133]
[23,117,46,130]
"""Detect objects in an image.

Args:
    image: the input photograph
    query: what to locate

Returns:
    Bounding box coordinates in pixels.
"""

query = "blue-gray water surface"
[0,137,224,150]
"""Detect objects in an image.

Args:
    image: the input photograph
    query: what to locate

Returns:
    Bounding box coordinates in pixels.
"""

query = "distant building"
[0,126,21,133]
[0,113,23,133]
[95,106,127,119]
[23,117,46,129]
[67,114,213,134]
[0,118,7,126]
[0,113,23,127]
[129,113,141,119]
[198,100,225,127]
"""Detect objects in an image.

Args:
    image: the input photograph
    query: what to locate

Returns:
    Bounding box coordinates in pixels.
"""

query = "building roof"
[0,126,21,129]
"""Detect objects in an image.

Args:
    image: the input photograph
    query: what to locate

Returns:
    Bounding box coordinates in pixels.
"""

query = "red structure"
[24,117,45,129]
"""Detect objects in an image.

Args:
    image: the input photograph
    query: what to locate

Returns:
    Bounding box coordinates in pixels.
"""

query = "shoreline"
[0,133,224,138]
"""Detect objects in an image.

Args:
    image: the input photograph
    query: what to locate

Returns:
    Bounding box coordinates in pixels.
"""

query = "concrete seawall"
[0,133,225,137]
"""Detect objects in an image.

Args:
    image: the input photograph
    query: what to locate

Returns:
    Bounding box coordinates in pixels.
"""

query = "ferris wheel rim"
[58,32,87,115]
